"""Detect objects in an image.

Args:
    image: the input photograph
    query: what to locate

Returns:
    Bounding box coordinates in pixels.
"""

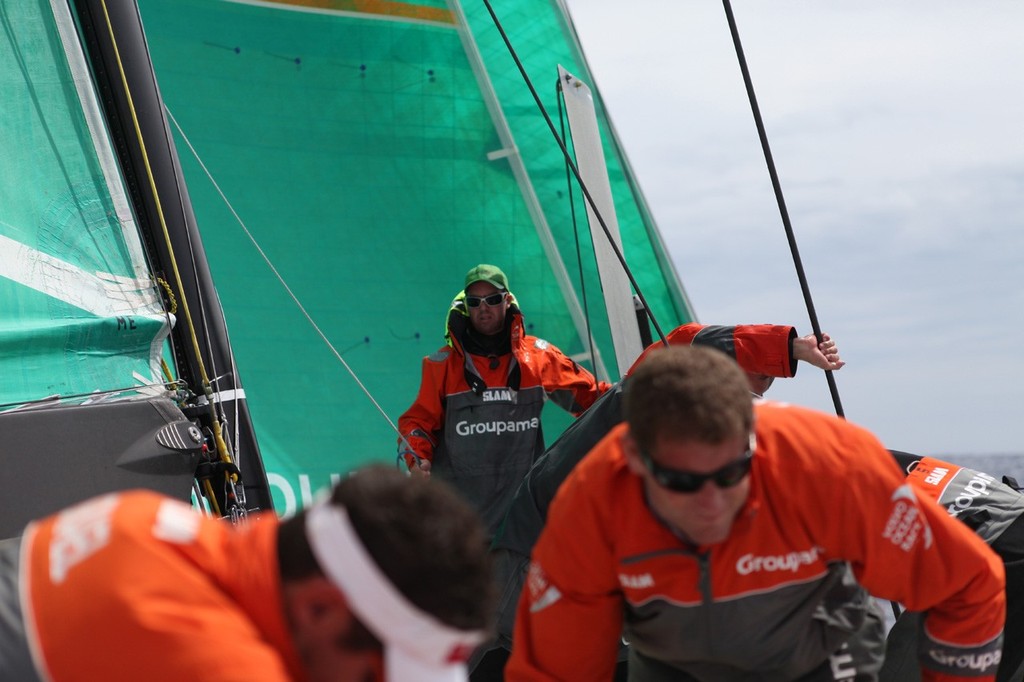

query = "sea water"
[943,452,1024,483]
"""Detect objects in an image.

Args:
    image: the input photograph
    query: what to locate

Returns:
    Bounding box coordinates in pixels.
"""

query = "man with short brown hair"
[508,345,1005,681]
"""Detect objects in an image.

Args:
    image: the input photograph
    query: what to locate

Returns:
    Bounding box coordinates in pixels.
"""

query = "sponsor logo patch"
[927,648,1001,674]
[883,485,932,551]
[946,471,996,519]
[481,388,516,402]
[455,417,539,436]
[49,494,120,583]
[736,546,821,575]
[618,572,655,589]
[924,467,950,485]
[526,561,562,613]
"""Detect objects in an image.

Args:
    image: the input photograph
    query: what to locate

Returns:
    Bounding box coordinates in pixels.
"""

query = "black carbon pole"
[721,0,845,418]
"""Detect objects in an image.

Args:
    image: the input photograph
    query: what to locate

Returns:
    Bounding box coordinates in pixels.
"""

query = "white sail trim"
[48,0,152,283]
[558,66,644,374]
[0,234,162,317]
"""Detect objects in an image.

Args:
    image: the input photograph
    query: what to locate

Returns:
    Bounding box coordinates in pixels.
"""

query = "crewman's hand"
[793,332,845,371]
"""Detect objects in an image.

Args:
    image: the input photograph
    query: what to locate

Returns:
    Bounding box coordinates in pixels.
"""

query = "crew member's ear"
[621,431,647,476]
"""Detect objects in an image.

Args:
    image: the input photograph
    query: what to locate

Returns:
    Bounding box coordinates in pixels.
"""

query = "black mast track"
[71,0,273,513]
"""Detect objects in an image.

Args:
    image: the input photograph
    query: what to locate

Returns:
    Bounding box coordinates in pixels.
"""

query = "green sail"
[137,0,693,513]
[0,0,168,406]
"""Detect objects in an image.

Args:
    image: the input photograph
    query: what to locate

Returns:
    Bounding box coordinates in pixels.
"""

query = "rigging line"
[721,0,845,418]
[723,0,894,623]
[95,0,241,475]
[556,79,598,377]
[481,0,668,347]
[164,108,403,438]
[149,116,237,461]
[0,380,186,411]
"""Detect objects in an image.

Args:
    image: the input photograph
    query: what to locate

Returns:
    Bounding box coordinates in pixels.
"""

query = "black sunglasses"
[465,292,506,308]
[640,440,754,494]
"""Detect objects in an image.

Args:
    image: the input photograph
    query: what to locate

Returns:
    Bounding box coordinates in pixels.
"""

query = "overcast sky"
[561,1,1024,456]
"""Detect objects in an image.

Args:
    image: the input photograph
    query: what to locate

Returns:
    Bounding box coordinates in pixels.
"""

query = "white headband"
[305,502,487,682]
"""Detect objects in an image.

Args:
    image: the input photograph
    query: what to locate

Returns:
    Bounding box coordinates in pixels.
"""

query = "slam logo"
[482,388,516,402]
[618,572,655,589]
[924,467,950,485]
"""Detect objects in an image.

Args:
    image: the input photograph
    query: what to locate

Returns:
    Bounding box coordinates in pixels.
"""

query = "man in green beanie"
[397,264,610,539]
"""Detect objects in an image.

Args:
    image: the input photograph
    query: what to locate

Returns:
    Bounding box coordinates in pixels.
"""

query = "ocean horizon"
[937,452,1024,483]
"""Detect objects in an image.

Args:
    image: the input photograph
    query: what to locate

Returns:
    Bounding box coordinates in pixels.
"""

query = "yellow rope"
[156,276,177,314]
[98,1,239,494]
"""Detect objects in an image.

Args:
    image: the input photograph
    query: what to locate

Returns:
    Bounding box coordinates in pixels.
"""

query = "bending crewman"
[0,465,495,682]
[507,346,1004,681]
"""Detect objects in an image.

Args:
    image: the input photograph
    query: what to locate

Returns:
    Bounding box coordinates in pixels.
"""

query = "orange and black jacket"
[397,296,609,535]
[493,322,801,558]
[507,403,1005,682]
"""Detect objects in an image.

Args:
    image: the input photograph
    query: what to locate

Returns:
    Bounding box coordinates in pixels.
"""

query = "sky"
[561,0,1023,457]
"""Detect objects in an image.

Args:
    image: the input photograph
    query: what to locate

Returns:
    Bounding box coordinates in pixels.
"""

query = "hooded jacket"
[397,293,609,535]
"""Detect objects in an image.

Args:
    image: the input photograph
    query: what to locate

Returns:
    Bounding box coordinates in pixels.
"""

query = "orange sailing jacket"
[4,492,303,682]
[629,322,799,377]
[398,299,609,535]
[507,403,1005,681]
[493,321,804,558]
[906,455,1024,544]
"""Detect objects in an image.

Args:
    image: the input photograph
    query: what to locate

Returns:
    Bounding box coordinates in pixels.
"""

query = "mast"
[71,0,273,513]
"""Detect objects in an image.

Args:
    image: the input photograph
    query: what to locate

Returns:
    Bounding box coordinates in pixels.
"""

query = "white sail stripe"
[222,0,458,30]
[48,0,151,281]
[0,235,162,317]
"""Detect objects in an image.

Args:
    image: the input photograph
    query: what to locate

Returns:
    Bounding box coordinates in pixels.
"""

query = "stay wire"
[555,79,599,378]
[723,0,890,619]
[164,109,407,448]
[481,0,668,347]
[721,0,844,418]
